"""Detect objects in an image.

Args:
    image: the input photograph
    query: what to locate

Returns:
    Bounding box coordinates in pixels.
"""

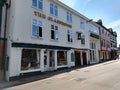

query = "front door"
[0,40,5,81]
[75,51,81,66]
[49,51,55,70]
[82,52,87,65]
[44,51,55,71]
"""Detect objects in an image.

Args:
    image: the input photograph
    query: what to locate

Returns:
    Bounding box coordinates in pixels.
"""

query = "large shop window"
[57,51,67,66]
[21,49,40,70]
[32,19,42,37]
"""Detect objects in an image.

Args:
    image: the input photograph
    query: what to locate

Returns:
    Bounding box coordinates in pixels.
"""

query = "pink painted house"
[96,20,111,62]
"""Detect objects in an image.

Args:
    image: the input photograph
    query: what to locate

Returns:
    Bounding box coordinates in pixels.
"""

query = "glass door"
[49,51,55,70]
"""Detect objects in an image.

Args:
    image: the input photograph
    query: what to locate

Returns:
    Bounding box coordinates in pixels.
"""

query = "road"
[3,59,120,90]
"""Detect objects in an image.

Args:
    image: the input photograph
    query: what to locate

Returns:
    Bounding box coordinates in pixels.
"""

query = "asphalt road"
[3,59,120,90]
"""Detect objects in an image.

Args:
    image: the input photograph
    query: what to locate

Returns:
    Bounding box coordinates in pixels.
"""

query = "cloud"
[59,0,77,8]
[107,19,120,28]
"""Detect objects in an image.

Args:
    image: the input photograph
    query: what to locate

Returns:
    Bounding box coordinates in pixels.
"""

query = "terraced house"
[108,28,117,59]
[96,20,112,62]
[0,0,117,81]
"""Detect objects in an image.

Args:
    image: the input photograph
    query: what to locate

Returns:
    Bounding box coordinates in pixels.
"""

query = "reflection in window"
[57,51,67,66]
[21,49,40,70]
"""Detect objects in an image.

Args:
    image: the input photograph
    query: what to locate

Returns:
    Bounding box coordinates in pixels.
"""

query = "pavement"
[0,60,120,90]
[0,65,89,89]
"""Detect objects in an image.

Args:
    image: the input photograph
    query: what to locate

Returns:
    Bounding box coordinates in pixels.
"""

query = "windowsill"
[81,44,85,46]
[20,68,41,73]
[66,21,72,24]
[31,6,43,12]
[49,13,58,18]
[67,42,73,44]
[31,36,43,40]
[50,39,59,42]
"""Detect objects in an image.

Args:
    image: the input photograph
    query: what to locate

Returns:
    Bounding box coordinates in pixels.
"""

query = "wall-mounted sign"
[34,11,72,28]
[34,11,46,19]
[48,16,72,28]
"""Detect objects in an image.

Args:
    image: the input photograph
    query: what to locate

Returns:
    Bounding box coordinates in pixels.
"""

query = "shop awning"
[12,42,72,50]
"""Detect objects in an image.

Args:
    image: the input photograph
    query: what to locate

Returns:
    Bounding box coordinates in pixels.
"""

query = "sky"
[59,0,120,46]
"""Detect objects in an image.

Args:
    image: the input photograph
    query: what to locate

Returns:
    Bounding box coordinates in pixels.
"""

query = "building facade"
[0,0,118,81]
[1,0,91,81]
[96,20,111,62]
[109,28,117,59]
[88,22,100,64]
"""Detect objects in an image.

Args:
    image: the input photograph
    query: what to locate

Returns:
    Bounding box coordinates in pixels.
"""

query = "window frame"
[32,0,43,11]
[67,30,73,43]
[32,19,43,38]
[38,0,43,10]
[50,3,58,17]
[66,12,72,23]
[80,19,85,29]
[51,25,59,40]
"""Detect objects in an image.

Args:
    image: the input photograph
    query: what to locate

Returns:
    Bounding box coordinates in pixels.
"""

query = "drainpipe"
[2,0,11,79]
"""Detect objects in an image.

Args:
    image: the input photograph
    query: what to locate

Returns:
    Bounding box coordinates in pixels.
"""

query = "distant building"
[88,21,100,64]
[108,28,118,59]
[96,20,111,62]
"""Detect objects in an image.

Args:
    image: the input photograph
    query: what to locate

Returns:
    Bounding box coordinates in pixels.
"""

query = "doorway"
[44,51,55,71]
[75,51,81,66]
[82,52,87,65]
[0,40,5,81]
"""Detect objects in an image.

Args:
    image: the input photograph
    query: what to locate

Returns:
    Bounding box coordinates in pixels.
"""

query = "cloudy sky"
[59,0,120,46]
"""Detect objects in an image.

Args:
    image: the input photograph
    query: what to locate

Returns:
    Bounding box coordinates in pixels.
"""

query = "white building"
[88,22,100,64]
[1,0,92,81]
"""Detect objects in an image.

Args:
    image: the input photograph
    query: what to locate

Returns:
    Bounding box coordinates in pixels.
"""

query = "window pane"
[55,31,59,40]
[55,5,58,16]
[32,19,37,25]
[67,12,72,23]
[80,21,84,29]
[38,21,42,26]
[70,14,72,23]
[38,27,42,37]
[32,25,38,36]
[51,30,54,39]
[21,49,40,70]
[55,26,58,30]
[57,51,67,66]
[55,9,58,16]
[38,0,43,10]
[32,0,37,7]
[51,25,54,29]
[50,3,54,14]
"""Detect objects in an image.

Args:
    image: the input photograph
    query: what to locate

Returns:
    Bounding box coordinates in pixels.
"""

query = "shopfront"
[20,49,69,73]
[74,50,88,66]
[7,43,73,80]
